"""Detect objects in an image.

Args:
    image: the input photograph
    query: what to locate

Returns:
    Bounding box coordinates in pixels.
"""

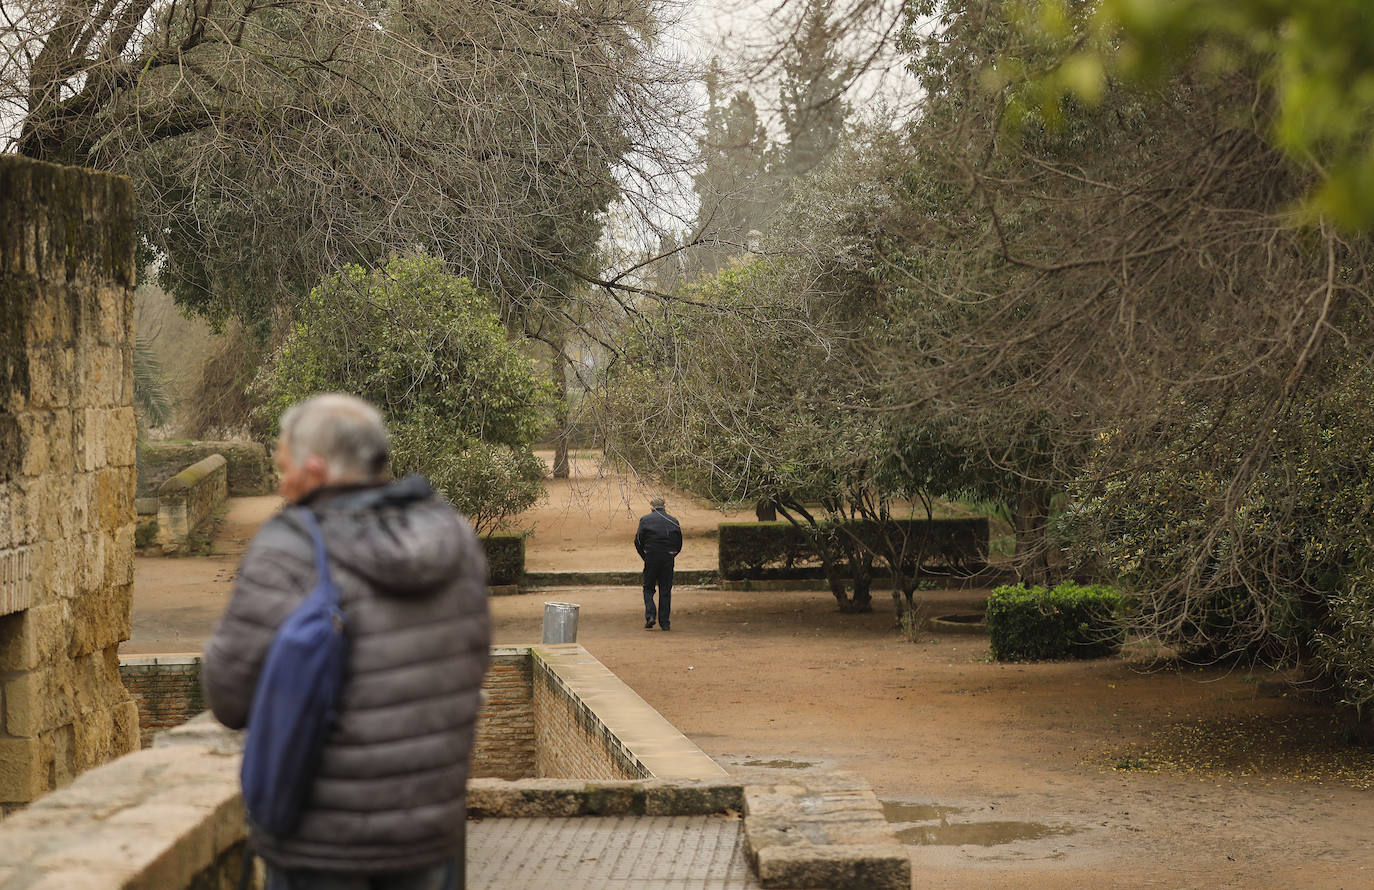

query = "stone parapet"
[138,440,275,497]
[0,715,250,889]
[155,454,227,554]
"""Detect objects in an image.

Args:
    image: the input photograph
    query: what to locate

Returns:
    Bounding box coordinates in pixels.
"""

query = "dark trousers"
[642,554,674,628]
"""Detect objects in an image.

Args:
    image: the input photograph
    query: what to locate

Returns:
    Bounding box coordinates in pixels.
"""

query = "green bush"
[718,522,819,580]
[482,534,526,586]
[987,582,1125,661]
[253,255,548,534]
[717,518,989,581]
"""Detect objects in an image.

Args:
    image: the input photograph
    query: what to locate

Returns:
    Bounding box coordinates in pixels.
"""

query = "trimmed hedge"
[717,517,989,581]
[482,534,526,586]
[986,583,1125,661]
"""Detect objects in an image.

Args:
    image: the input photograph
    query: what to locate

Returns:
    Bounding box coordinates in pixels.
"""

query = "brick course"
[471,649,535,779]
[119,656,205,748]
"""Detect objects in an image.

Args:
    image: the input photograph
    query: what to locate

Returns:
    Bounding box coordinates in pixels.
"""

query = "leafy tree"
[256,256,548,532]
[685,64,774,279]
[598,257,952,614]
[775,0,854,179]
[3,0,680,333]
[1007,0,1374,230]
[859,0,1374,683]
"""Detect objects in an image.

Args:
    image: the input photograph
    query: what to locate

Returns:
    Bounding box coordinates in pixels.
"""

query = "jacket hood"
[303,475,469,598]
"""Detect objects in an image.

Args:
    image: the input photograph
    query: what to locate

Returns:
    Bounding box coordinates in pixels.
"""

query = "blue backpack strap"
[294,507,338,607]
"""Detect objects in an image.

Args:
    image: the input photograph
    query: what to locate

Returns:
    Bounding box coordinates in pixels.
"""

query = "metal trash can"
[541,602,580,644]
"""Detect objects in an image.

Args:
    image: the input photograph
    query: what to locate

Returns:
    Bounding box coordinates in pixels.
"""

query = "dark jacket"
[634,507,682,558]
[202,476,490,873]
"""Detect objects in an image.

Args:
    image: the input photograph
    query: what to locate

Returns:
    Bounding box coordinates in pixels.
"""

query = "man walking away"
[202,393,490,890]
[635,496,682,631]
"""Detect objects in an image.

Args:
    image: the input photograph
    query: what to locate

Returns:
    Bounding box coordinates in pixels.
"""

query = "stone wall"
[471,648,536,779]
[120,655,205,748]
[0,155,140,807]
[155,453,227,553]
[137,440,275,497]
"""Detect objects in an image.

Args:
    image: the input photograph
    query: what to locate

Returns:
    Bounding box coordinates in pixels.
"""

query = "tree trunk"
[1013,489,1053,585]
[755,499,777,521]
[550,335,570,479]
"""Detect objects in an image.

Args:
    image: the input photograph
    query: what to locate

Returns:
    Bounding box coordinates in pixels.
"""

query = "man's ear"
[302,454,330,482]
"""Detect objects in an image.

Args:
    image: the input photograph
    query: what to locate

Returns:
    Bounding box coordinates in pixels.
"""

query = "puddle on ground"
[894,820,1075,847]
[881,802,967,823]
[880,800,1076,847]
[734,759,815,769]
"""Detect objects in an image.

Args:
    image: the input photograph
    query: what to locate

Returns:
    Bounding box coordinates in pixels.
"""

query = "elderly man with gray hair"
[203,393,490,890]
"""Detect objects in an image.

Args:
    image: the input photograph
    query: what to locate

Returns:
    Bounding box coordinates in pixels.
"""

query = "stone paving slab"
[467,815,761,889]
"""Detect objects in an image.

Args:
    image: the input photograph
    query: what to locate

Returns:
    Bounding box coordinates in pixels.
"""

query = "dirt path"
[514,453,754,571]
[126,457,1374,888]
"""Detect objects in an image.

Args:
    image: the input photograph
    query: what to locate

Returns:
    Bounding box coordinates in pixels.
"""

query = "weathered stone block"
[645,781,745,816]
[96,466,131,531]
[71,699,139,775]
[0,736,49,802]
[138,441,275,497]
[82,406,106,471]
[18,412,50,477]
[0,603,67,672]
[754,844,911,890]
[4,668,49,737]
[105,407,137,467]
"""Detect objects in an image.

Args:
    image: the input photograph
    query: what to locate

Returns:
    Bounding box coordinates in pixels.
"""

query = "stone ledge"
[467,777,743,818]
[743,775,911,890]
[754,844,910,890]
[157,455,227,497]
[155,455,227,555]
[0,716,246,890]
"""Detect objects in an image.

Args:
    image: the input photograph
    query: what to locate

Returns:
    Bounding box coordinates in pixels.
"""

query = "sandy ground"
[125,457,1374,889]
[513,453,754,571]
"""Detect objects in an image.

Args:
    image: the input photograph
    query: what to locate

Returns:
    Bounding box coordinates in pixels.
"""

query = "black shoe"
[645,622,654,630]
[661,625,671,631]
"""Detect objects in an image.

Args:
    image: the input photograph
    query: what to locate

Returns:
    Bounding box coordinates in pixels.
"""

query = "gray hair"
[279,393,390,482]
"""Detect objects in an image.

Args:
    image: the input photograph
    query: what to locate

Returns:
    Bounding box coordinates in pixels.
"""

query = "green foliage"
[1008,0,1374,229]
[132,337,172,429]
[987,582,1126,661]
[718,518,990,581]
[256,255,548,532]
[718,522,819,581]
[134,519,159,549]
[1060,372,1374,666]
[481,534,527,587]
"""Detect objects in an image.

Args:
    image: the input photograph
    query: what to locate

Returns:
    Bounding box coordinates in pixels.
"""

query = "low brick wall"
[119,645,724,784]
[138,440,275,497]
[471,648,536,779]
[120,655,205,748]
[156,453,227,553]
[530,644,727,781]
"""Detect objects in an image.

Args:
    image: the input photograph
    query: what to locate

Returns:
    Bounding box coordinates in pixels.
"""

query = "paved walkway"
[467,815,761,889]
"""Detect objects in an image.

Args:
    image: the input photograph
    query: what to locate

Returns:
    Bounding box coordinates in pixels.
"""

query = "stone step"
[742,774,911,890]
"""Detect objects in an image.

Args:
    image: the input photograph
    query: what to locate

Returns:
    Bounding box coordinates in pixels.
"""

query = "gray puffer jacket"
[202,476,490,873]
